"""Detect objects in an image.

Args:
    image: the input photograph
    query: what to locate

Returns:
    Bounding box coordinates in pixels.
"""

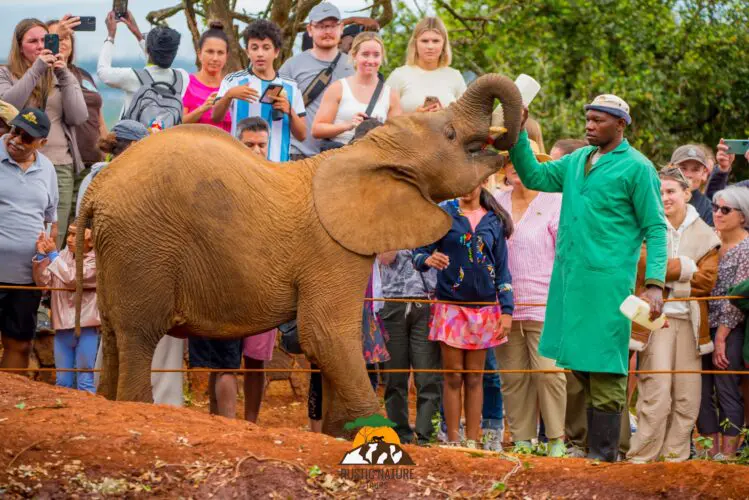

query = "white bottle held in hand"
[619,295,667,331]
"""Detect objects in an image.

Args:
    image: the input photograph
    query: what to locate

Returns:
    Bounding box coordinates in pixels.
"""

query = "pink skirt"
[242,329,277,361]
[428,303,508,350]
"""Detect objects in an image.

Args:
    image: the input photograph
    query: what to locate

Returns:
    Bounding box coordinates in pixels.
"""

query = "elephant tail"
[74,193,95,336]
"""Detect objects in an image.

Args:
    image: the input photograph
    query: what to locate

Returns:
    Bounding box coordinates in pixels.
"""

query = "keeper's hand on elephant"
[425,251,450,271]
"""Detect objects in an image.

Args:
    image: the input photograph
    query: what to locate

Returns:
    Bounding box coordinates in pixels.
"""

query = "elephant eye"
[444,125,456,141]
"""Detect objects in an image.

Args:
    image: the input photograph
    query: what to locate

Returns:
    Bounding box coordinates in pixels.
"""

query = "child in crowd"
[32,225,99,393]
[212,20,306,161]
[414,183,514,449]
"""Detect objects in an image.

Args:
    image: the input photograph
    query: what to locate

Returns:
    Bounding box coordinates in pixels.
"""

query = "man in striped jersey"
[212,20,306,162]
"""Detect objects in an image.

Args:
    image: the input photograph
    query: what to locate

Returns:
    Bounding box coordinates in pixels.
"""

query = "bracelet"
[105,36,114,44]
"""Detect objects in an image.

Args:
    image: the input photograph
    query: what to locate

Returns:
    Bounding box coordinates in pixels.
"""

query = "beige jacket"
[630,206,720,355]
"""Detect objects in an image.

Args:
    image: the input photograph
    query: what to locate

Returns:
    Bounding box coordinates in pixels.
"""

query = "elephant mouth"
[465,138,499,159]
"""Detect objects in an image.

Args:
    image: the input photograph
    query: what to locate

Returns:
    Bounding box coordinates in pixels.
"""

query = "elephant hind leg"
[116,328,164,403]
[96,316,119,400]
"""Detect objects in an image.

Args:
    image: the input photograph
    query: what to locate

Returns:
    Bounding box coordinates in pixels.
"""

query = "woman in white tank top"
[312,32,401,145]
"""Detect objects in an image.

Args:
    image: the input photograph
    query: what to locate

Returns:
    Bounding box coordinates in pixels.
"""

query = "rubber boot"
[587,408,622,463]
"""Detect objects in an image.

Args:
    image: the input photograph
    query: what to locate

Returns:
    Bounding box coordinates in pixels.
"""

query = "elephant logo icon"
[338,415,415,466]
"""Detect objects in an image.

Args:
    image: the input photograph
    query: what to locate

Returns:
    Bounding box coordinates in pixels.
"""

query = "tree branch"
[146,4,184,26]
[435,0,475,35]
[231,11,256,24]
[183,0,202,60]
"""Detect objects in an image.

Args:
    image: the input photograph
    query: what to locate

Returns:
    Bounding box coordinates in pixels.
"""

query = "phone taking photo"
[259,84,284,105]
[113,0,128,19]
[73,16,97,32]
[44,33,59,55]
[724,139,749,156]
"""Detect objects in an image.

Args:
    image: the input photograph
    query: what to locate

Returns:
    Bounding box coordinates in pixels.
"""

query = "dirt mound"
[1,373,747,498]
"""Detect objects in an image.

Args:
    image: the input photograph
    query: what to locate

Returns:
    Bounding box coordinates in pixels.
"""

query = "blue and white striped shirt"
[217,69,305,162]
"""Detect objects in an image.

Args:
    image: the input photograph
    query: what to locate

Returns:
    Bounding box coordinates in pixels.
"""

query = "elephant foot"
[322,393,381,438]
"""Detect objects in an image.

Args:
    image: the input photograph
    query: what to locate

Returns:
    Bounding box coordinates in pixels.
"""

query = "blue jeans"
[54,327,99,393]
[440,349,505,431]
[482,348,504,430]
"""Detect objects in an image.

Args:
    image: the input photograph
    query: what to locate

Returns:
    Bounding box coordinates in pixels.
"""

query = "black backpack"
[121,69,184,128]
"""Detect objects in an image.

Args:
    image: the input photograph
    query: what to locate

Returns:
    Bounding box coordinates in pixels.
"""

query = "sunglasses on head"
[712,203,736,215]
[9,126,36,145]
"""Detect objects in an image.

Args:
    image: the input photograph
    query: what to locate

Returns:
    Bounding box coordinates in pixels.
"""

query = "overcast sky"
[0,0,423,63]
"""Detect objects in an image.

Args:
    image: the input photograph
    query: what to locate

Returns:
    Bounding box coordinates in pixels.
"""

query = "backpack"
[121,69,184,128]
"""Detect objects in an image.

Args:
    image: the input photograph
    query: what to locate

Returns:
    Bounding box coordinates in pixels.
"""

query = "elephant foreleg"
[297,286,380,436]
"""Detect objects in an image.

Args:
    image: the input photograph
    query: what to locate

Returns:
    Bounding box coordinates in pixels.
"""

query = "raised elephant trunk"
[451,74,523,151]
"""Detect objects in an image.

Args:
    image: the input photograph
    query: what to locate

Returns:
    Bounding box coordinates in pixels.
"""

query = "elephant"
[75,73,523,435]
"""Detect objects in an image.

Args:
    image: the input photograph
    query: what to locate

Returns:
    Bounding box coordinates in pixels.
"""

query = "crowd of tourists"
[1,2,748,463]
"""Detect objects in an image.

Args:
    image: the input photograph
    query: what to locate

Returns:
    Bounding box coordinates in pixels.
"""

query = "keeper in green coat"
[507,94,668,462]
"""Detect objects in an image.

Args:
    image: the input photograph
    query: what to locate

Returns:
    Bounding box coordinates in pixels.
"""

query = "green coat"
[728,279,749,364]
[509,130,667,374]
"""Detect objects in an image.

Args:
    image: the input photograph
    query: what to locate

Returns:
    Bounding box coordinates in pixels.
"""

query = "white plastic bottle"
[619,295,667,331]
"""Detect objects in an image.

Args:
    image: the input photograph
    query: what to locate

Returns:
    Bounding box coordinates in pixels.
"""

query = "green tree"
[383,0,749,177]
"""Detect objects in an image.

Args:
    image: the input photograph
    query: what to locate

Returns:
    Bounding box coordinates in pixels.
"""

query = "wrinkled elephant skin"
[75,74,523,436]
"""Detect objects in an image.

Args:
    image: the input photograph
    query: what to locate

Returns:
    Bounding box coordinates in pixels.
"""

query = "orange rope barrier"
[0,284,743,307]
[1,367,746,375]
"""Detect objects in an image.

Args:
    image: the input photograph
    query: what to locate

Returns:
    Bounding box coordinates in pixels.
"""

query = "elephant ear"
[313,155,452,256]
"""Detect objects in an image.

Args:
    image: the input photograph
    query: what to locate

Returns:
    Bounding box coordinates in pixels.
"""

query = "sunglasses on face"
[712,203,736,215]
[9,126,36,145]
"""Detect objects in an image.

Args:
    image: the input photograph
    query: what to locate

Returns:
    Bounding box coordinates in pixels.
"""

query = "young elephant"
[76,74,522,435]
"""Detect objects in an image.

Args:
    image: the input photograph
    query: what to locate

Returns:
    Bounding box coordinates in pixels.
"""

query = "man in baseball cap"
[1,107,58,370]
[507,93,667,462]
[670,144,713,225]
[309,2,342,23]
[584,94,632,125]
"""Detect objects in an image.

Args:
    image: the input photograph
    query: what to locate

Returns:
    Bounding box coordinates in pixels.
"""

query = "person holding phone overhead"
[0,17,87,248]
[182,21,232,132]
[311,32,400,146]
[384,16,466,114]
[213,20,306,162]
[47,18,108,233]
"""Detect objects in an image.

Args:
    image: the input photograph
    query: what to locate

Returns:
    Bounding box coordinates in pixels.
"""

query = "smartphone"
[73,17,96,32]
[724,139,749,156]
[423,96,441,108]
[44,34,59,55]
[113,0,128,18]
[260,84,284,105]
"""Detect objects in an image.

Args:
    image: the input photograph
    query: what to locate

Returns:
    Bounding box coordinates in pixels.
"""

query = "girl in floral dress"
[413,184,514,448]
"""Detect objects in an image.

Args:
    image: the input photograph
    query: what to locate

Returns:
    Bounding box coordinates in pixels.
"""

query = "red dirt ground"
[1,373,748,499]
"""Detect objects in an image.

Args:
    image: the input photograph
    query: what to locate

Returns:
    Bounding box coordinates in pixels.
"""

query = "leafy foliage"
[343,414,397,430]
[383,0,749,177]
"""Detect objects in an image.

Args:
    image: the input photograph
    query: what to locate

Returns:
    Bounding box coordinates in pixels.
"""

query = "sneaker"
[462,439,478,449]
[482,428,503,452]
[566,444,586,458]
[438,421,465,443]
[512,440,533,455]
[548,438,567,458]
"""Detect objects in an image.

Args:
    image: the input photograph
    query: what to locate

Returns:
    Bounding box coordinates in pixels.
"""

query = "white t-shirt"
[97,39,189,117]
[385,65,466,114]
